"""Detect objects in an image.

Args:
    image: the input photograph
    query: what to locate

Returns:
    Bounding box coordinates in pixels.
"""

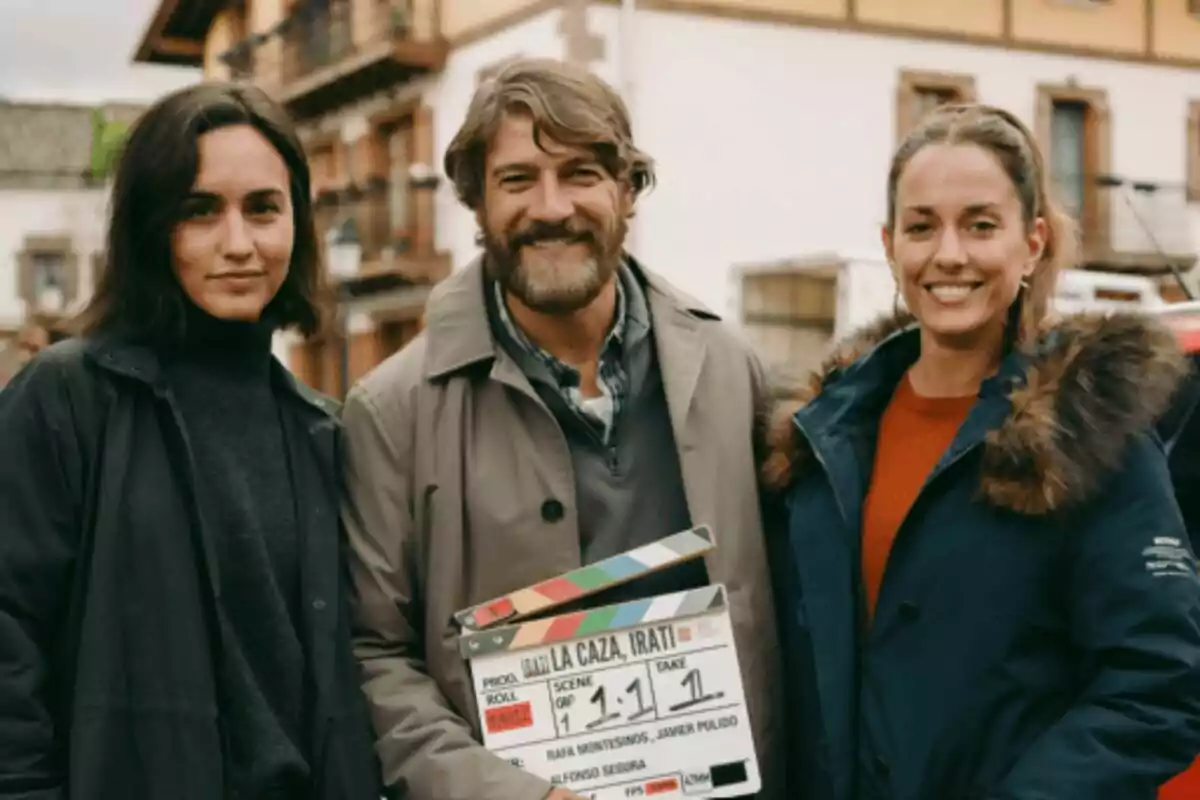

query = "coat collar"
[83,333,339,419]
[422,253,719,381]
[762,310,1190,515]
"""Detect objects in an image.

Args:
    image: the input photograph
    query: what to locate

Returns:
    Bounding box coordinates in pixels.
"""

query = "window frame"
[737,260,840,376]
[1187,100,1200,203]
[1034,82,1112,262]
[17,234,77,314]
[895,69,977,142]
[366,102,437,266]
[363,115,418,260]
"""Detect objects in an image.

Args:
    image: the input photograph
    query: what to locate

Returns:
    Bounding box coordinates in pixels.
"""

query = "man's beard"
[483,215,626,314]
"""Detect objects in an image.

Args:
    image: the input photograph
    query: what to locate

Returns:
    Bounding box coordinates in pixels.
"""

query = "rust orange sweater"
[861,374,975,618]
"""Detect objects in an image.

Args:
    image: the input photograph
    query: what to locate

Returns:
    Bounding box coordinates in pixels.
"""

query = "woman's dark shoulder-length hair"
[75,81,325,341]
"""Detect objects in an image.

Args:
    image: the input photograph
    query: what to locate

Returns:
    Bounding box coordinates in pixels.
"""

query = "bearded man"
[340,57,784,800]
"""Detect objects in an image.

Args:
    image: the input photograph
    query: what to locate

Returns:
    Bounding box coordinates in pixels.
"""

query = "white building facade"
[0,102,132,384]
[423,2,1200,374]
[0,190,107,327]
[0,188,110,384]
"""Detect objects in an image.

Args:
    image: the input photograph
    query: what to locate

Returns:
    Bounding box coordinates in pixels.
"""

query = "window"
[285,0,353,79]
[739,267,838,377]
[328,0,353,61]
[895,70,977,141]
[17,236,77,313]
[915,87,958,118]
[358,117,417,263]
[1035,83,1111,261]
[386,121,413,252]
[1049,100,1088,221]
[349,104,443,280]
[31,252,66,311]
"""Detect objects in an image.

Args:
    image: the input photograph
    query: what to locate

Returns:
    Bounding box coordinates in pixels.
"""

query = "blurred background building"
[0,101,140,384]
[124,0,1200,392]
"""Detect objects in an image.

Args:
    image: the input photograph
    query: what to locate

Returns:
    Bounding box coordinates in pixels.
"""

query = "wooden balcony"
[252,0,446,120]
[1071,177,1197,277]
[314,176,450,290]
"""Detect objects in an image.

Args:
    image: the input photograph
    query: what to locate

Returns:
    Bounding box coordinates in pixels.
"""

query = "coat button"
[312,598,327,611]
[899,601,921,621]
[541,498,565,522]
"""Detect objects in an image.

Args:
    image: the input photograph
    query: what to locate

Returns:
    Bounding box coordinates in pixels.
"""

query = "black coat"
[0,336,382,800]
[764,311,1200,800]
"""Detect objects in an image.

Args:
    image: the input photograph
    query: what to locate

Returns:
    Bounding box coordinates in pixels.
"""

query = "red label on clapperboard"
[485,702,534,734]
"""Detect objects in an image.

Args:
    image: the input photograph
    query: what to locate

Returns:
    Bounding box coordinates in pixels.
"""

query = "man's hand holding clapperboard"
[454,525,763,800]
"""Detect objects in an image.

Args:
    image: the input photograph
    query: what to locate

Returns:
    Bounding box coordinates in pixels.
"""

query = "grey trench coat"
[341,258,785,799]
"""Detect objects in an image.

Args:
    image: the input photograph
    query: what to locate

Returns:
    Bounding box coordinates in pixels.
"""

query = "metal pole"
[1113,181,1196,301]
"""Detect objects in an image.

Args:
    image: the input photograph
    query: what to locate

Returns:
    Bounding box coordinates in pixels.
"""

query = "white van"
[1051,269,1168,315]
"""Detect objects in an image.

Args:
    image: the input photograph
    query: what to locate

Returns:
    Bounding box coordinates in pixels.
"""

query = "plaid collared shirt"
[493,277,629,445]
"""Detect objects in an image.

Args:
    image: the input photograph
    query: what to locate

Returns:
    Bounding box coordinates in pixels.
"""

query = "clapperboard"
[455,525,762,799]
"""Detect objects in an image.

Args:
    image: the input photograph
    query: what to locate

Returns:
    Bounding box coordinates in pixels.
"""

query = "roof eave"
[132,0,208,67]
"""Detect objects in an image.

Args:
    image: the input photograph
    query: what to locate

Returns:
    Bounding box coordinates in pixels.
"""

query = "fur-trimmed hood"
[761,310,1192,515]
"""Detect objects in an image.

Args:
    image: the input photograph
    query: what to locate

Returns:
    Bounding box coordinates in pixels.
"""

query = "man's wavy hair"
[443,57,655,211]
[75,82,325,342]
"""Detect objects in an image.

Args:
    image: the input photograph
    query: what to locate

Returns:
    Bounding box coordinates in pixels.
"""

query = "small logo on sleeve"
[1142,537,1198,579]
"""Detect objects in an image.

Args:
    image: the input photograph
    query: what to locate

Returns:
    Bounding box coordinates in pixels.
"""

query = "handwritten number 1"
[590,686,607,719]
[625,676,654,721]
[587,685,620,730]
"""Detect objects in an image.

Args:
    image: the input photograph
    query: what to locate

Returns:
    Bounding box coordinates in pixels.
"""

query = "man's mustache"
[508,221,596,250]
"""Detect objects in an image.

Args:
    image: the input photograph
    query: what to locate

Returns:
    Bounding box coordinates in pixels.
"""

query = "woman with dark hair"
[0,82,381,799]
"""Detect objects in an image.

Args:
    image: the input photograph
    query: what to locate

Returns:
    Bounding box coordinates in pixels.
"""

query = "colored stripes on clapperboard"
[459,584,728,659]
[454,524,715,632]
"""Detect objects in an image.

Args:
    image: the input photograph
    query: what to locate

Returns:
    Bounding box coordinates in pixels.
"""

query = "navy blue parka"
[763,310,1200,800]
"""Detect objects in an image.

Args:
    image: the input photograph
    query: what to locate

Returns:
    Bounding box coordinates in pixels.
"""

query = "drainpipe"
[619,0,636,97]
[619,0,639,257]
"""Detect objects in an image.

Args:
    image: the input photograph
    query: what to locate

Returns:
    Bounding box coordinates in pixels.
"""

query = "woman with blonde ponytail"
[763,103,1200,799]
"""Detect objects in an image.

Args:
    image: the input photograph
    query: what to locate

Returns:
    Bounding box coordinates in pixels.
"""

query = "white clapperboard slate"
[454,525,761,799]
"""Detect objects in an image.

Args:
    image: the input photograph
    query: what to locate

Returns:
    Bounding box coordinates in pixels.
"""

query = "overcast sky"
[0,0,200,104]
